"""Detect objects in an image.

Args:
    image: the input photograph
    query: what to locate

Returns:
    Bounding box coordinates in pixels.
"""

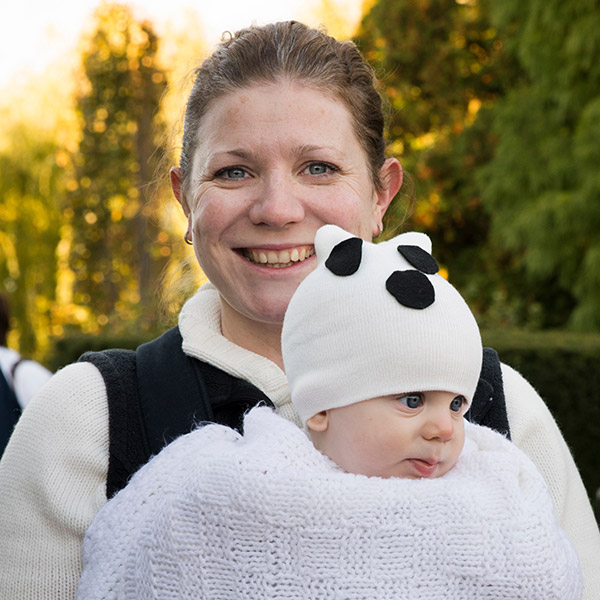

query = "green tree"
[478,0,600,330]
[69,2,169,333]
[355,0,520,306]
[0,122,65,358]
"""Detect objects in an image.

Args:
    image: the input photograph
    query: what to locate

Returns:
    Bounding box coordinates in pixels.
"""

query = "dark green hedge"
[483,329,600,518]
[48,332,159,372]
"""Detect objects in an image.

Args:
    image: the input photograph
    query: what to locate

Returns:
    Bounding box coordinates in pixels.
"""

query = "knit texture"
[1,285,598,599]
[78,406,582,600]
[282,225,483,425]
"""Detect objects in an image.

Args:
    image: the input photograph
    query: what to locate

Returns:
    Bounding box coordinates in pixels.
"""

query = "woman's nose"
[248,174,305,228]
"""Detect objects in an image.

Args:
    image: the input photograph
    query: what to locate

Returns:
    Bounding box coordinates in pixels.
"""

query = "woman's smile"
[240,246,316,268]
[178,78,398,337]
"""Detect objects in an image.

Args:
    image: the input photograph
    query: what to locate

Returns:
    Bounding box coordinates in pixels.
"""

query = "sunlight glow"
[0,0,364,88]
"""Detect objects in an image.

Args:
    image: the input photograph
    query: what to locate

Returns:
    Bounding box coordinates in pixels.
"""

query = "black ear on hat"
[397,245,439,275]
[386,270,435,309]
[325,237,363,276]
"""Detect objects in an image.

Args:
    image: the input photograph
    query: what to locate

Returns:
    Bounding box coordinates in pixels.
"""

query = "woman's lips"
[241,246,315,268]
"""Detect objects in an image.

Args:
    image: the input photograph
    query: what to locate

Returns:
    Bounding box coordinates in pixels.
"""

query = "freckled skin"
[171,80,402,364]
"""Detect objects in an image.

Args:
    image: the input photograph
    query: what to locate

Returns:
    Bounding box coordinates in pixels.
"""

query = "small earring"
[184,233,193,245]
[375,223,383,238]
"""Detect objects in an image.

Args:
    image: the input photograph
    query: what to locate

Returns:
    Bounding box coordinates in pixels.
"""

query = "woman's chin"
[220,290,294,330]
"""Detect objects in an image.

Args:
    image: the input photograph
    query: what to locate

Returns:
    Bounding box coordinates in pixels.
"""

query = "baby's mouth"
[241,246,315,268]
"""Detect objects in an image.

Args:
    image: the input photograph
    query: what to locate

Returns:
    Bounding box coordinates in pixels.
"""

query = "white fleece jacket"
[0,283,598,598]
[77,407,583,599]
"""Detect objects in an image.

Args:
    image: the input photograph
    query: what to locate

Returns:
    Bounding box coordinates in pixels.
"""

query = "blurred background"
[0,0,599,507]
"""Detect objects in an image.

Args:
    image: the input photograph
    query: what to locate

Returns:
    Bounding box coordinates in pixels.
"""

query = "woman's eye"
[216,167,247,180]
[304,162,336,176]
[398,394,423,409]
[450,395,467,413]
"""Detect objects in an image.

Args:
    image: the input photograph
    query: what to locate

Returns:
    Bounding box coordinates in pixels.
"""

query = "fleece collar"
[178,283,301,426]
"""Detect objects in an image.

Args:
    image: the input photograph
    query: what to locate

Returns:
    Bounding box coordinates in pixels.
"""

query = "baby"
[282,224,483,482]
[77,225,583,600]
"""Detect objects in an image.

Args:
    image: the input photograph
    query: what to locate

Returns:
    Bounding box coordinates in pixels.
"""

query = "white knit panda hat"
[282,224,483,425]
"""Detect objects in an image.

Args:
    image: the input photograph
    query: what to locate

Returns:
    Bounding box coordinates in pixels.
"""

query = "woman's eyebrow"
[210,148,255,160]
[292,144,346,159]
[208,145,347,163]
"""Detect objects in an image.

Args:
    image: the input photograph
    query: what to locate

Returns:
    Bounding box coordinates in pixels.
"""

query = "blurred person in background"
[0,292,52,456]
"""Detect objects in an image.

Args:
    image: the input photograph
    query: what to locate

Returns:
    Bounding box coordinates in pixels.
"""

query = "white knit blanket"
[77,407,582,600]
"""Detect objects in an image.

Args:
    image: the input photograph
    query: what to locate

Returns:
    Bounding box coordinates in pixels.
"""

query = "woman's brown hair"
[179,21,387,196]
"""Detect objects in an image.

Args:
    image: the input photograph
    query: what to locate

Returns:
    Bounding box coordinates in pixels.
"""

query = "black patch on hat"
[386,270,435,309]
[325,237,363,276]
[397,245,439,275]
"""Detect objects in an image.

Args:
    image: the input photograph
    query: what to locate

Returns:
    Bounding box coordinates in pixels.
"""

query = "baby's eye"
[216,166,248,180]
[303,162,337,176]
[450,395,467,413]
[398,393,424,409]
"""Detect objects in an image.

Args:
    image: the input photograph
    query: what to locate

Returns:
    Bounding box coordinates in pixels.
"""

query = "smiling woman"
[0,20,598,600]
[171,79,401,364]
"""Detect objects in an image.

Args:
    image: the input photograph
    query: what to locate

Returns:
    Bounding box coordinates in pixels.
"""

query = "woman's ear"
[170,166,194,242]
[372,157,403,228]
[306,411,329,432]
[170,166,191,217]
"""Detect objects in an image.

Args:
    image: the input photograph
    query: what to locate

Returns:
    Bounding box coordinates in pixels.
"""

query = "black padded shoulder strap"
[467,347,511,439]
[135,326,215,457]
[80,326,272,497]
[79,346,147,497]
[80,326,213,497]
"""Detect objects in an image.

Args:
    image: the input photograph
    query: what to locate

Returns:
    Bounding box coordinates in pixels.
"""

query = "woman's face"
[173,80,402,333]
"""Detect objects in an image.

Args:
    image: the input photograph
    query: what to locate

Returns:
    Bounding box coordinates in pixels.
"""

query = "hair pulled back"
[180,21,387,193]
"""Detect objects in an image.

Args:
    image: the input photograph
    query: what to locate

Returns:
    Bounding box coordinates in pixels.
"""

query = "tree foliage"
[479,0,600,330]
[3,0,600,363]
[356,0,600,330]
[0,123,65,356]
[355,0,519,293]
[0,3,181,361]
[69,3,170,332]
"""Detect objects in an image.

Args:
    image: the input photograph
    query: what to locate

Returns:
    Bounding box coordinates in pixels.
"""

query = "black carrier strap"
[466,347,511,439]
[79,346,146,498]
[80,326,271,497]
[135,327,272,454]
[136,327,215,457]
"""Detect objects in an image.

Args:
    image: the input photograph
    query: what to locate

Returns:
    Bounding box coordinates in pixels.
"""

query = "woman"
[0,21,598,599]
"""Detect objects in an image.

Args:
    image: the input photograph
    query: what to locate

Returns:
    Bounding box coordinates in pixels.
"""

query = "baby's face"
[307,391,467,479]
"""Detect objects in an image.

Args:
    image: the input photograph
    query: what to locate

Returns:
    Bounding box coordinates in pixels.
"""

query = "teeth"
[245,247,314,267]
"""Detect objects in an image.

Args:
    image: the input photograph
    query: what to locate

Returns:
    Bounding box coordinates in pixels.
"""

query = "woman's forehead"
[192,81,363,162]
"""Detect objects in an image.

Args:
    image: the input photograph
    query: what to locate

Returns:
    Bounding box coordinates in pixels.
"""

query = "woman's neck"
[219,298,285,370]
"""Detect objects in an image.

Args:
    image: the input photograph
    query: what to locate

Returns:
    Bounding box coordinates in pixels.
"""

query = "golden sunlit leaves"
[468,97,482,115]
[0,233,19,278]
[93,120,107,133]
[412,192,441,229]
[84,212,98,225]
[2,0,380,357]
